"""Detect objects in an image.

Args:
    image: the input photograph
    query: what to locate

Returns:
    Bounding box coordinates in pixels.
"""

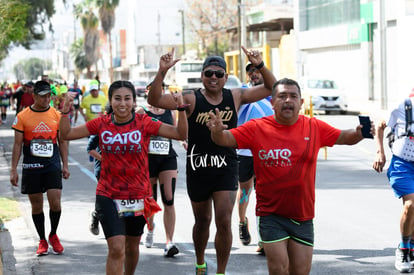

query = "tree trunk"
[108,32,113,83]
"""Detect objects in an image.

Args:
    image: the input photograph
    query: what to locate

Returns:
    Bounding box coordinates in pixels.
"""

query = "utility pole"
[379,0,388,109]
[238,0,247,82]
[157,10,161,56]
[178,10,186,57]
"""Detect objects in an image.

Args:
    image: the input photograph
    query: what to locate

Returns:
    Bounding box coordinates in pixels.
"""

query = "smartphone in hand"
[358,115,374,139]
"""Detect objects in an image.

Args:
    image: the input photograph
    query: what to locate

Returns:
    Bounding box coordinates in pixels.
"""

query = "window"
[299,0,360,31]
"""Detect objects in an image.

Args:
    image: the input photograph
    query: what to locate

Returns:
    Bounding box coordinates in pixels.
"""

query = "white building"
[294,0,414,111]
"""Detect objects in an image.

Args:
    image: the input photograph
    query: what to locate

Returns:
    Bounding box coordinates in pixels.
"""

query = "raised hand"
[241,45,263,67]
[159,48,181,72]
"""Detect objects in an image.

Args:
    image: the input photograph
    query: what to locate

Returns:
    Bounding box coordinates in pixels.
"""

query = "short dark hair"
[272,78,301,98]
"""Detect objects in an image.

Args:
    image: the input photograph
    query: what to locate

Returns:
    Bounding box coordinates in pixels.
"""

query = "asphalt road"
[0,104,404,275]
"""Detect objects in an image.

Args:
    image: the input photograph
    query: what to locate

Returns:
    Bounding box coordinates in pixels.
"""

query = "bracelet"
[177,104,191,111]
[255,61,265,70]
[61,113,70,118]
[61,110,71,115]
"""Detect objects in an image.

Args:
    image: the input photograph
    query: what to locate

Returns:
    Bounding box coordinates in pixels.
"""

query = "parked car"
[301,78,348,114]
[224,75,243,89]
[131,80,147,97]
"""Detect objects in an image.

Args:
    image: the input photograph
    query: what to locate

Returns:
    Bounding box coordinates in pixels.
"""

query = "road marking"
[68,156,97,183]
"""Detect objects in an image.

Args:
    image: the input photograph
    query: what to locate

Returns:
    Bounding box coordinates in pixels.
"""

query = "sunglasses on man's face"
[203,70,225,78]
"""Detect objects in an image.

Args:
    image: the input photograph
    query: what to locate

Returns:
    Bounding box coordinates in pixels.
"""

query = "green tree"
[0,0,65,63]
[70,38,92,79]
[0,1,30,62]
[96,0,119,83]
[13,58,51,80]
[74,0,100,78]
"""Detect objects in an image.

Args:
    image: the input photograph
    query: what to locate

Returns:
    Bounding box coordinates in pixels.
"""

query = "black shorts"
[21,170,62,194]
[148,155,177,178]
[238,155,254,182]
[186,168,238,202]
[95,195,146,239]
[258,214,314,246]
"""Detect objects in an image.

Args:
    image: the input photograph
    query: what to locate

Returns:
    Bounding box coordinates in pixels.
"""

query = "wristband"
[255,61,265,70]
[61,110,71,115]
[177,104,190,111]
[61,113,70,118]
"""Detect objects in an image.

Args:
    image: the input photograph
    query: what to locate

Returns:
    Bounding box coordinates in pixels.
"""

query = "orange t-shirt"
[12,106,62,173]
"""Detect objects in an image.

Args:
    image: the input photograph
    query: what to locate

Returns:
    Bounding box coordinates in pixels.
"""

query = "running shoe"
[164,242,179,257]
[239,217,251,245]
[145,223,155,248]
[89,211,99,235]
[256,242,265,256]
[410,249,414,268]
[195,262,207,275]
[36,239,49,256]
[48,234,64,254]
[395,246,411,273]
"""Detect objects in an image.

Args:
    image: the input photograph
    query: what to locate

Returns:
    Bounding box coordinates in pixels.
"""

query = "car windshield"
[226,77,239,86]
[133,81,146,87]
[307,80,337,89]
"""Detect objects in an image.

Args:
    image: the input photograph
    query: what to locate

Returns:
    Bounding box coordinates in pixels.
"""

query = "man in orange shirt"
[10,80,70,256]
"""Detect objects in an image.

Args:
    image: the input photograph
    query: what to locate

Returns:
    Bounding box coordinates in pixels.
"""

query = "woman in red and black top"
[59,80,187,275]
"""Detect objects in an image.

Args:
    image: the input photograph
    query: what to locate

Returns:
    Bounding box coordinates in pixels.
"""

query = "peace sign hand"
[159,48,181,72]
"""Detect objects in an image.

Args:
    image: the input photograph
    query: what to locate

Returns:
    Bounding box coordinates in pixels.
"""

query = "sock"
[196,262,206,269]
[49,210,61,236]
[32,212,46,240]
[401,235,410,249]
[410,239,414,250]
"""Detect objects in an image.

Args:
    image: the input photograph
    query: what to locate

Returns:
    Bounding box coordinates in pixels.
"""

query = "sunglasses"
[203,70,225,78]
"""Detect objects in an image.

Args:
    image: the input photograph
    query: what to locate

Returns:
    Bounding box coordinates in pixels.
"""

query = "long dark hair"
[107,80,136,114]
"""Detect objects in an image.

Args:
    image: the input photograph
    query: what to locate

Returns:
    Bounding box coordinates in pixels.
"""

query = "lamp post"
[178,9,186,57]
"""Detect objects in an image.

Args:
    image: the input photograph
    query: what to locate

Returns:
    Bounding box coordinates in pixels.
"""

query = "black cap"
[246,62,254,72]
[34,80,52,95]
[202,56,226,71]
[24,81,34,87]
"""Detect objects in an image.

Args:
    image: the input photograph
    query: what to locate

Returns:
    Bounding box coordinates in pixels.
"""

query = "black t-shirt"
[186,88,238,176]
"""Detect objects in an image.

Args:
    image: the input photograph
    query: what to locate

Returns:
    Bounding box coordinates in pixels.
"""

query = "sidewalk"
[0,111,35,275]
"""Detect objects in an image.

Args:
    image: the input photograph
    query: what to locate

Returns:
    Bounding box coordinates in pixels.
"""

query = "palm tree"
[70,38,92,79]
[74,1,100,78]
[95,0,119,83]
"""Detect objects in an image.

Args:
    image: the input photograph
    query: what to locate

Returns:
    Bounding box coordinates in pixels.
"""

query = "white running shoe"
[164,242,179,257]
[145,223,155,248]
[395,246,411,273]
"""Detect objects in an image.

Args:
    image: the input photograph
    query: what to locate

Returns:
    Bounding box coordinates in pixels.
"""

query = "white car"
[224,75,242,89]
[301,78,348,114]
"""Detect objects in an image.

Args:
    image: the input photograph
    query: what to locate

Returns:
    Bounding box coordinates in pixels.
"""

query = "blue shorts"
[387,155,414,198]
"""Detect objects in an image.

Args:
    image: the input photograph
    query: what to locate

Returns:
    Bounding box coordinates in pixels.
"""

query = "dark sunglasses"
[203,70,225,78]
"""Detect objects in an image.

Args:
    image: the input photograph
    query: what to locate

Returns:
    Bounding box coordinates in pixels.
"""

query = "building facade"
[295,0,414,110]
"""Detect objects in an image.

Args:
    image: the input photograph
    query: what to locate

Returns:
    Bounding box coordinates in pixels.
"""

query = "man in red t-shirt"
[20,81,35,110]
[207,78,375,275]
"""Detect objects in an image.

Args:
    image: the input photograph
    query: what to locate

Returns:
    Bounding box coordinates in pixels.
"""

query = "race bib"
[149,137,170,155]
[90,104,102,113]
[0,99,9,105]
[30,139,53,158]
[73,98,79,105]
[113,199,144,217]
